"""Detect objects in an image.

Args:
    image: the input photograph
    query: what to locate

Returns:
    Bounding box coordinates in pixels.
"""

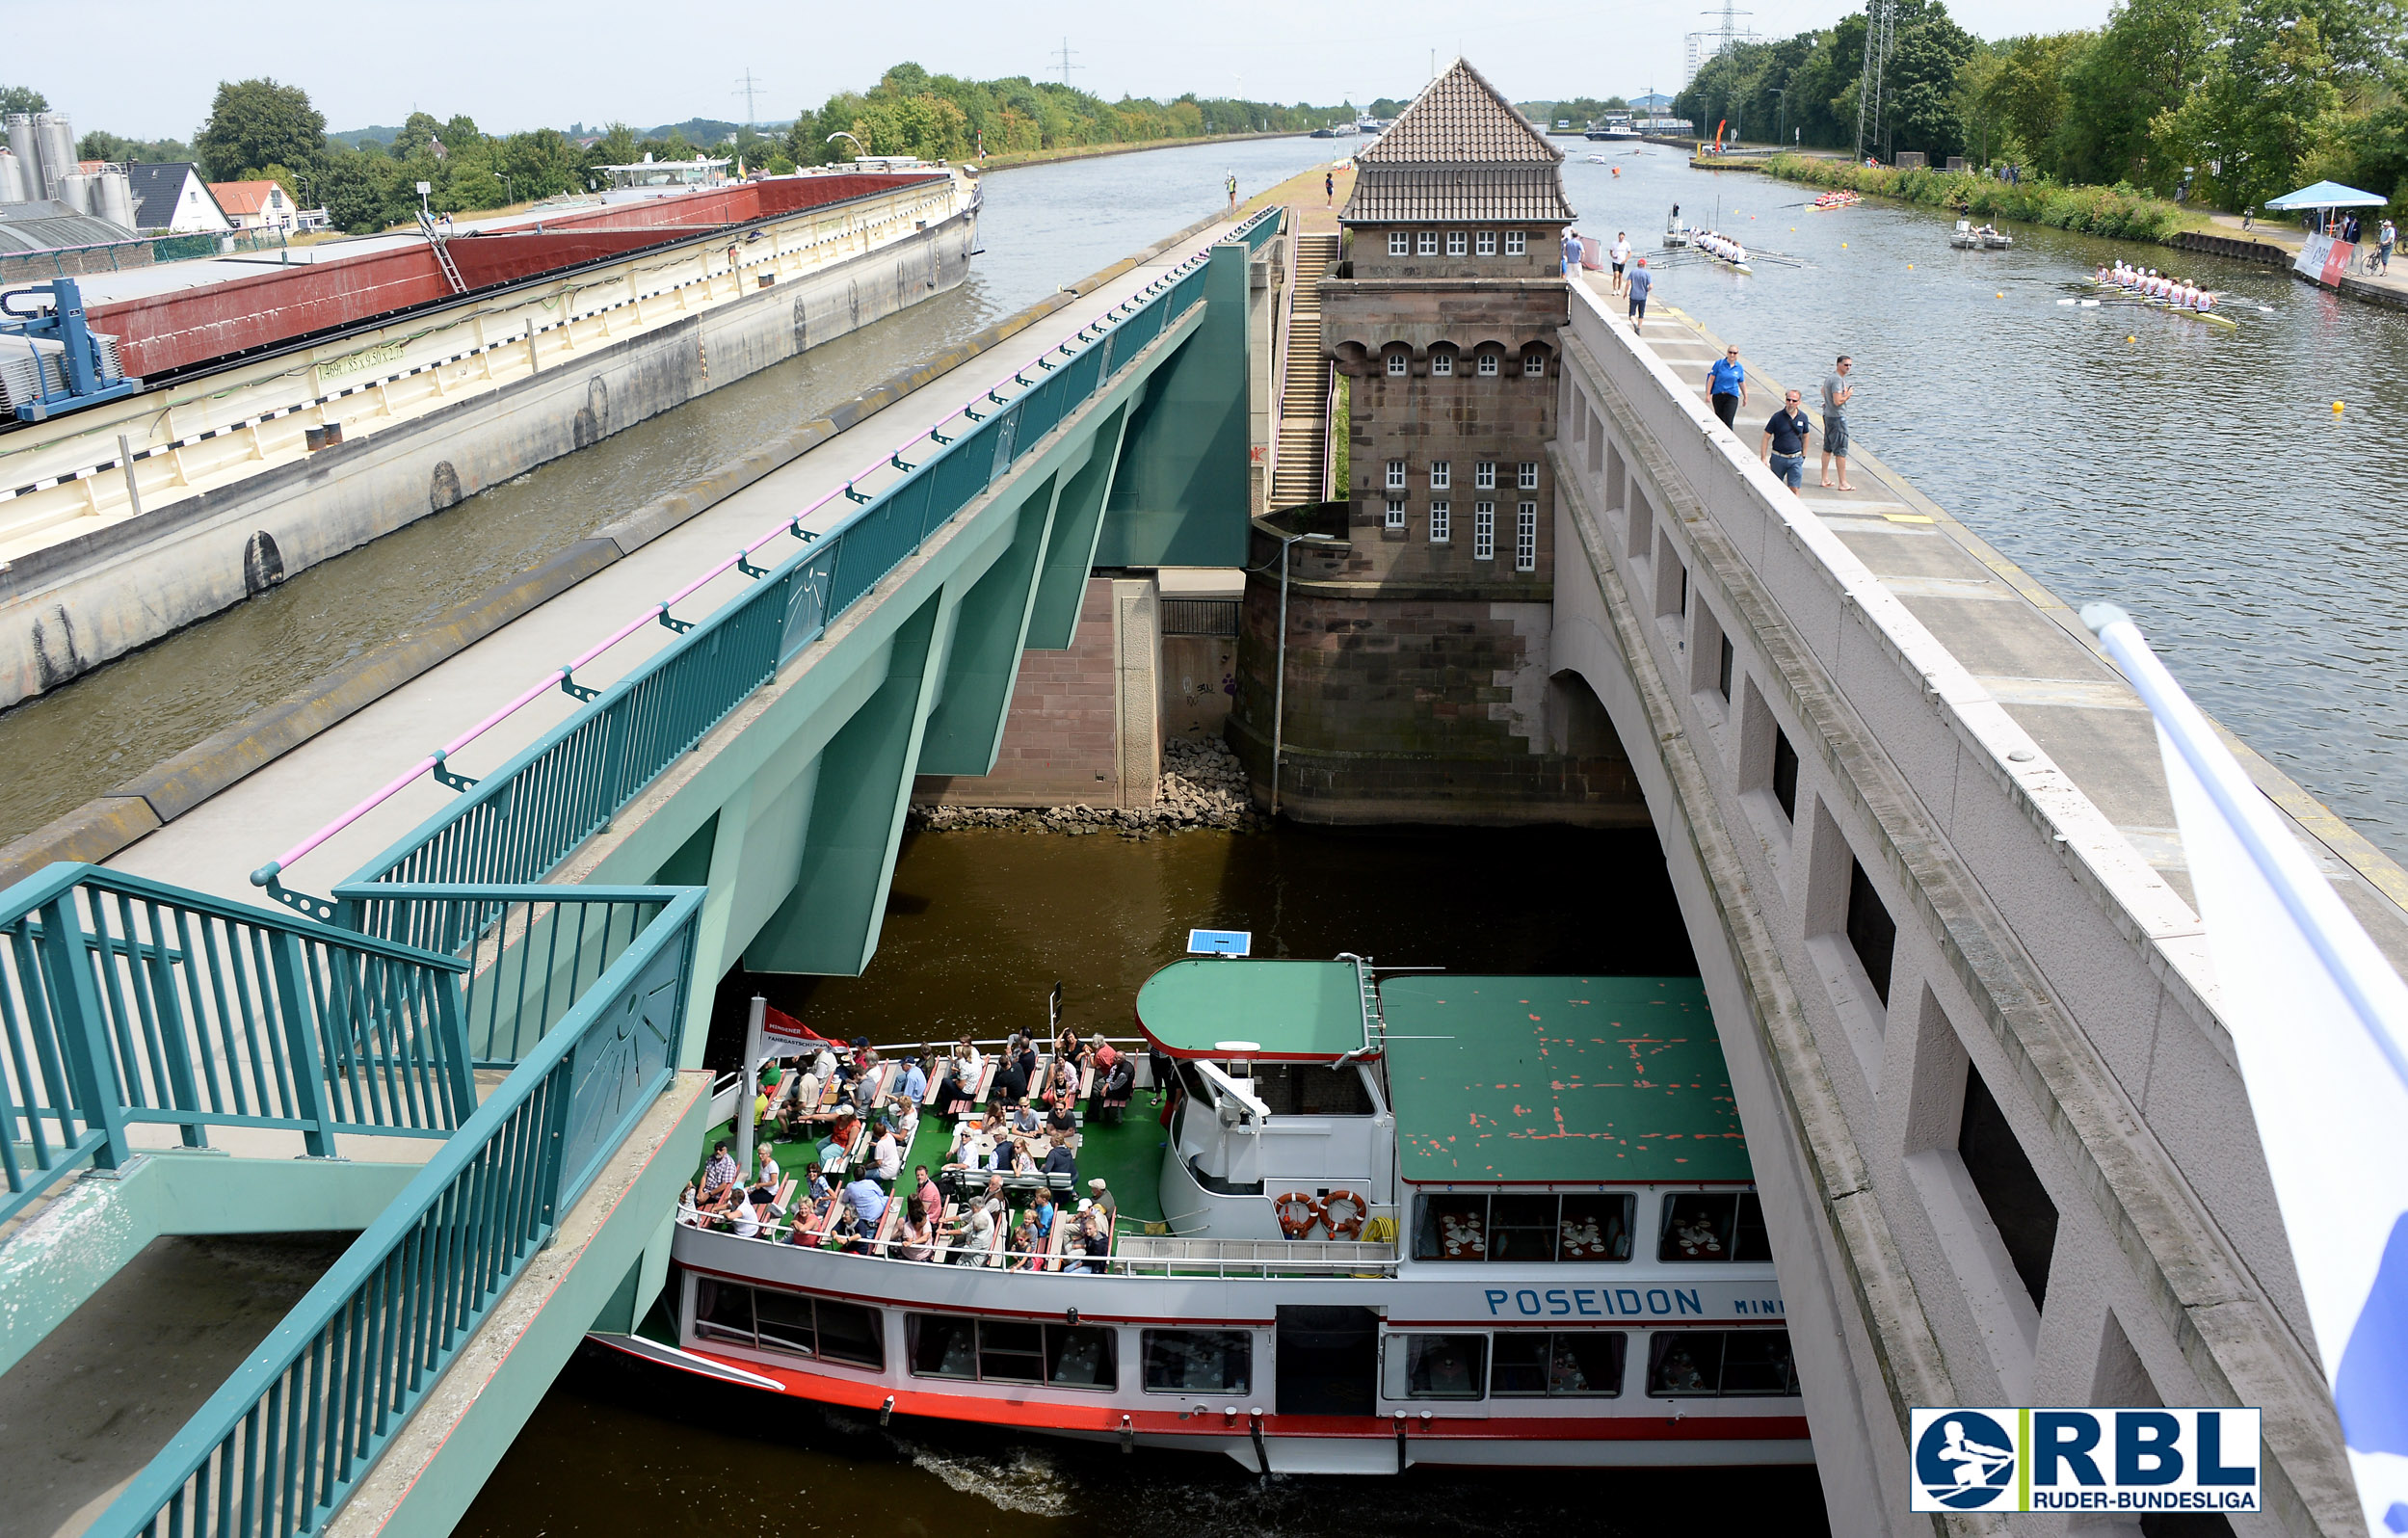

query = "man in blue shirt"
[1760,389,1813,491]
[843,1175,886,1230]
[901,1057,928,1104]
[1627,258,1653,330]
[1707,346,1749,430]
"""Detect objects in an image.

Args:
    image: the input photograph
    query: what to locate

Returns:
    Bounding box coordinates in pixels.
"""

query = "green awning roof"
[1382,975,1751,1183]
[1134,959,1370,1059]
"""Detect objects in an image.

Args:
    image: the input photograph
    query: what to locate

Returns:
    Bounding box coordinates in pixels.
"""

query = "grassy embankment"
[974,129,1301,173]
[1761,153,2208,245]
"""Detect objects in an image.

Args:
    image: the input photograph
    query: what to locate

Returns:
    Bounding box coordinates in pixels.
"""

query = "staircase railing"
[1,864,475,1227]
[90,885,703,1538]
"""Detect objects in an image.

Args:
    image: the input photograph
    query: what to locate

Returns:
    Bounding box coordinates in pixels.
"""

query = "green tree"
[0,85,47,115]
[1970,32,2091,171]
[1884,4,1978,160]
[2157,0,2346,208]
[195,78,327,181]
[2054,0,2231,187]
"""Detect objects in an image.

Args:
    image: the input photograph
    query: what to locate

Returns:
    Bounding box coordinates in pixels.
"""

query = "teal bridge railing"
[0,869,706,1538]
[250,205,1281,911]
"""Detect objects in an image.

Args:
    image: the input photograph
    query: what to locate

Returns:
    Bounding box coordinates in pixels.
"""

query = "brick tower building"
[1229,59,1643,824]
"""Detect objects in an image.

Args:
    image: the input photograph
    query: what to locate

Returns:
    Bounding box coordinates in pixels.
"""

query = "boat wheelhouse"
[629,958,1807,1473]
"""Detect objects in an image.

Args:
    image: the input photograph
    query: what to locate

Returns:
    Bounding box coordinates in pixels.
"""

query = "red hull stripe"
[678,1347,1812,1443]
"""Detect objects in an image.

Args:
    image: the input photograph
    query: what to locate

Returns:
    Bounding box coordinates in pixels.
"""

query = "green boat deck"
[695,1075,1172,1236]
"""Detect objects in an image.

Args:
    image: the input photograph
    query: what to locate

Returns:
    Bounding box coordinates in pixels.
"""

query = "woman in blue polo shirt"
[1708,346,1749,429]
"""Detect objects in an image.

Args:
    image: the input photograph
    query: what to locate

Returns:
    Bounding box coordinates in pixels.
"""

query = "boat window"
[1046,1325,1117,1389]
[1646,1329,1797,1397]
[1657,1192,1773,1263]
[814,1300,886,1368]
[978,1319,1046,1383]
[1413,1193,1637,1261]
[910,1314,1118,1390]
[1493,1332,1627,1397]
[754,1289,818,1357]
[1245,1062,1373,1117]
[1142,1329,1251,1394]
[1382,1333,1487,1400]
[693,1278,754,1344]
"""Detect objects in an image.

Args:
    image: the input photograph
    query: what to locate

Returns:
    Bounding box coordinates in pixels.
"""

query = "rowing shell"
[2081,278,2239,330]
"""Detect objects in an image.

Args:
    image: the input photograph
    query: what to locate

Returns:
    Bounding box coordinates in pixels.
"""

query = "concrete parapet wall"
[1553,282,2359,1534]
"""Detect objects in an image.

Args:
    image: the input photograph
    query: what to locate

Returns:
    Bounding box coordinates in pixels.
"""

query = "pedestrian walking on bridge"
[1226,172,1238,211]
[1627,257,1653,330]
[1709,346,1749,430]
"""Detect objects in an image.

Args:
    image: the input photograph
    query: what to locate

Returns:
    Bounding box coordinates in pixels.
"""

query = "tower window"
[1389,231,1410,255]
[1518,461,1539,491]
[1385,499,1407,530]
[1516,502,1538,571]
[1447,231,1468,256]
[1431,351,1452,376]
[1473,501,1495,561]
[1430,501,1451,544]
[1386,459,1407,491]
[1476,230,1497,255]
[1417,230,1440,255]
[1505,230,1527,255]
[1523,354,1547,378]
[1474,462,1496,491]
[1388,351,1407,376]
[1429,461,1451,491]
[1477,353,1498,376]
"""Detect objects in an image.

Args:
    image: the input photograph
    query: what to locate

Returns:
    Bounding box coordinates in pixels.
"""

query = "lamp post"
[1270,530,1337,816]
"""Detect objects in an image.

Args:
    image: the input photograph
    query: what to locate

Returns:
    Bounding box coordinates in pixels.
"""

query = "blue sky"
[40,0,2117,141]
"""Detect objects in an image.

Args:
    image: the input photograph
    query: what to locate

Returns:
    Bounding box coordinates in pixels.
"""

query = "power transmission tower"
[1051,38,1083,90]
[1854,0,1895,162]
[732,70,769,127]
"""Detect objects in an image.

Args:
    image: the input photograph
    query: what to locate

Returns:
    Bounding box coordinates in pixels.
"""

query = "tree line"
[1675,0,2405,213]
[6,66,1358,235]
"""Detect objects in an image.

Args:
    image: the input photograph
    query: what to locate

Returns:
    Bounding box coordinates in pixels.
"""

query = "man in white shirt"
[954,1201,995,1264]
[730,1190,762,1239]
[1609,231,1632,293]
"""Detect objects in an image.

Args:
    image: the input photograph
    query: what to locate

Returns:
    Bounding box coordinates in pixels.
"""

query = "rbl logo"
[1908,1407,2262,1515]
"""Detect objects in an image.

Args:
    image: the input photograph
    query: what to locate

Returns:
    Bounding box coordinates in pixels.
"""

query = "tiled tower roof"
[1343,58,1574,224]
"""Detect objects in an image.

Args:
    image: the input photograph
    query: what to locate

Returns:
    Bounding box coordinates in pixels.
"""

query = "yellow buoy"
[1907,263,1914,270]
[2335,400,2345,413]
[1841,242,1847,249]
[1997,291,2004,298]
[2127,335,2136,343]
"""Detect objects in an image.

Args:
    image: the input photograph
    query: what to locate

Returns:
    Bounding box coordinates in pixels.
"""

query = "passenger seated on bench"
[828,1202,870,1255]
[676,1182,701,1225]
[1044,1087,1079,1142]
[1087,1178,1116,1233]
[992,1041,1031,1108]
[1006,1139,1037,1176]
[1032,1190,1058,1241]
[870,1122,902,1184]
[1008,1213,1041,1269]
[699,1141,740,1207]
[947,1113,998,1172]
[1006,1100,1044,1147]
[901,1055,928,1105]
[780,1069,821,1135]
[842,1174,887,1232]
[1042,1134,1078,1185]
[804,1161,832,1202]
[951,1199,997,1263]
[1097,1044,1134,1125]
[754,1146,781,1191]
[728,1188,765,1239]
[884,1094,919,1146]
[937,1042,979,1115]
[897,1210,936,1262]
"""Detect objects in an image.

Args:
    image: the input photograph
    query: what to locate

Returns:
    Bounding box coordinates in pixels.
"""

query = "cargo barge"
[0,163,978,705]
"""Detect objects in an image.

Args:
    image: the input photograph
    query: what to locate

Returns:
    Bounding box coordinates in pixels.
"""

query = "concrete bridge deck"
[95,212,1258,910]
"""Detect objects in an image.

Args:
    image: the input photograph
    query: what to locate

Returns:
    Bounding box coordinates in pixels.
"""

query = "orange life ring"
[1319,1189,1367,1240]
[1275,1191,1324,1239]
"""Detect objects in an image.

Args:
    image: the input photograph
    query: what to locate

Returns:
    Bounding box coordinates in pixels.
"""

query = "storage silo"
[56,172,93,214]
[36,114,76,199]
[0,147,28,203]
[6,115,38,191]
[93,169,136,228]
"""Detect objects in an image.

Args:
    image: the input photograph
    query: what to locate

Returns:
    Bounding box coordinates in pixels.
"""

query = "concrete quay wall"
[1552,282,2359,1535]
[0,206,974,710]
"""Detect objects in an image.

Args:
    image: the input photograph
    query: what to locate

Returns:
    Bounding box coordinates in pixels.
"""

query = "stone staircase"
[1270,232,1340,507]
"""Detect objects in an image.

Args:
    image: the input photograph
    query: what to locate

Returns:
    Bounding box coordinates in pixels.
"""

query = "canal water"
[0,137,1338,844]
[1561,147,2408,862]
[456,820,1832,1538]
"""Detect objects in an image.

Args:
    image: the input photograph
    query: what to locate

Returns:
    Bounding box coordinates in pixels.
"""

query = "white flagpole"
[2084,602,2408,1535]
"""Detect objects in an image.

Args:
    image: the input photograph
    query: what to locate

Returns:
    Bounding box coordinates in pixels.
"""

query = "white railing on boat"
[1111,1235,1398,1278]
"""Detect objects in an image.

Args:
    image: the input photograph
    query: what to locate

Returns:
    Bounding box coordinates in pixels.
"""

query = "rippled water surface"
[1562,148,2408,860]
[0,137,1339,841]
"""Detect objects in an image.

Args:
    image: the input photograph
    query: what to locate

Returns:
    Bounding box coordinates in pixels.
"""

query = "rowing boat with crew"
[600,950,1808,1473]
[2078,263,2240,330]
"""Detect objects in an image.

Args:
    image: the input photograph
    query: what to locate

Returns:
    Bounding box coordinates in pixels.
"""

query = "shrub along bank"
[1763,154,2205,245]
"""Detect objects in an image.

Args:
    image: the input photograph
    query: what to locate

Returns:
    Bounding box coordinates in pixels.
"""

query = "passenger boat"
[612,955,1809,1473]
